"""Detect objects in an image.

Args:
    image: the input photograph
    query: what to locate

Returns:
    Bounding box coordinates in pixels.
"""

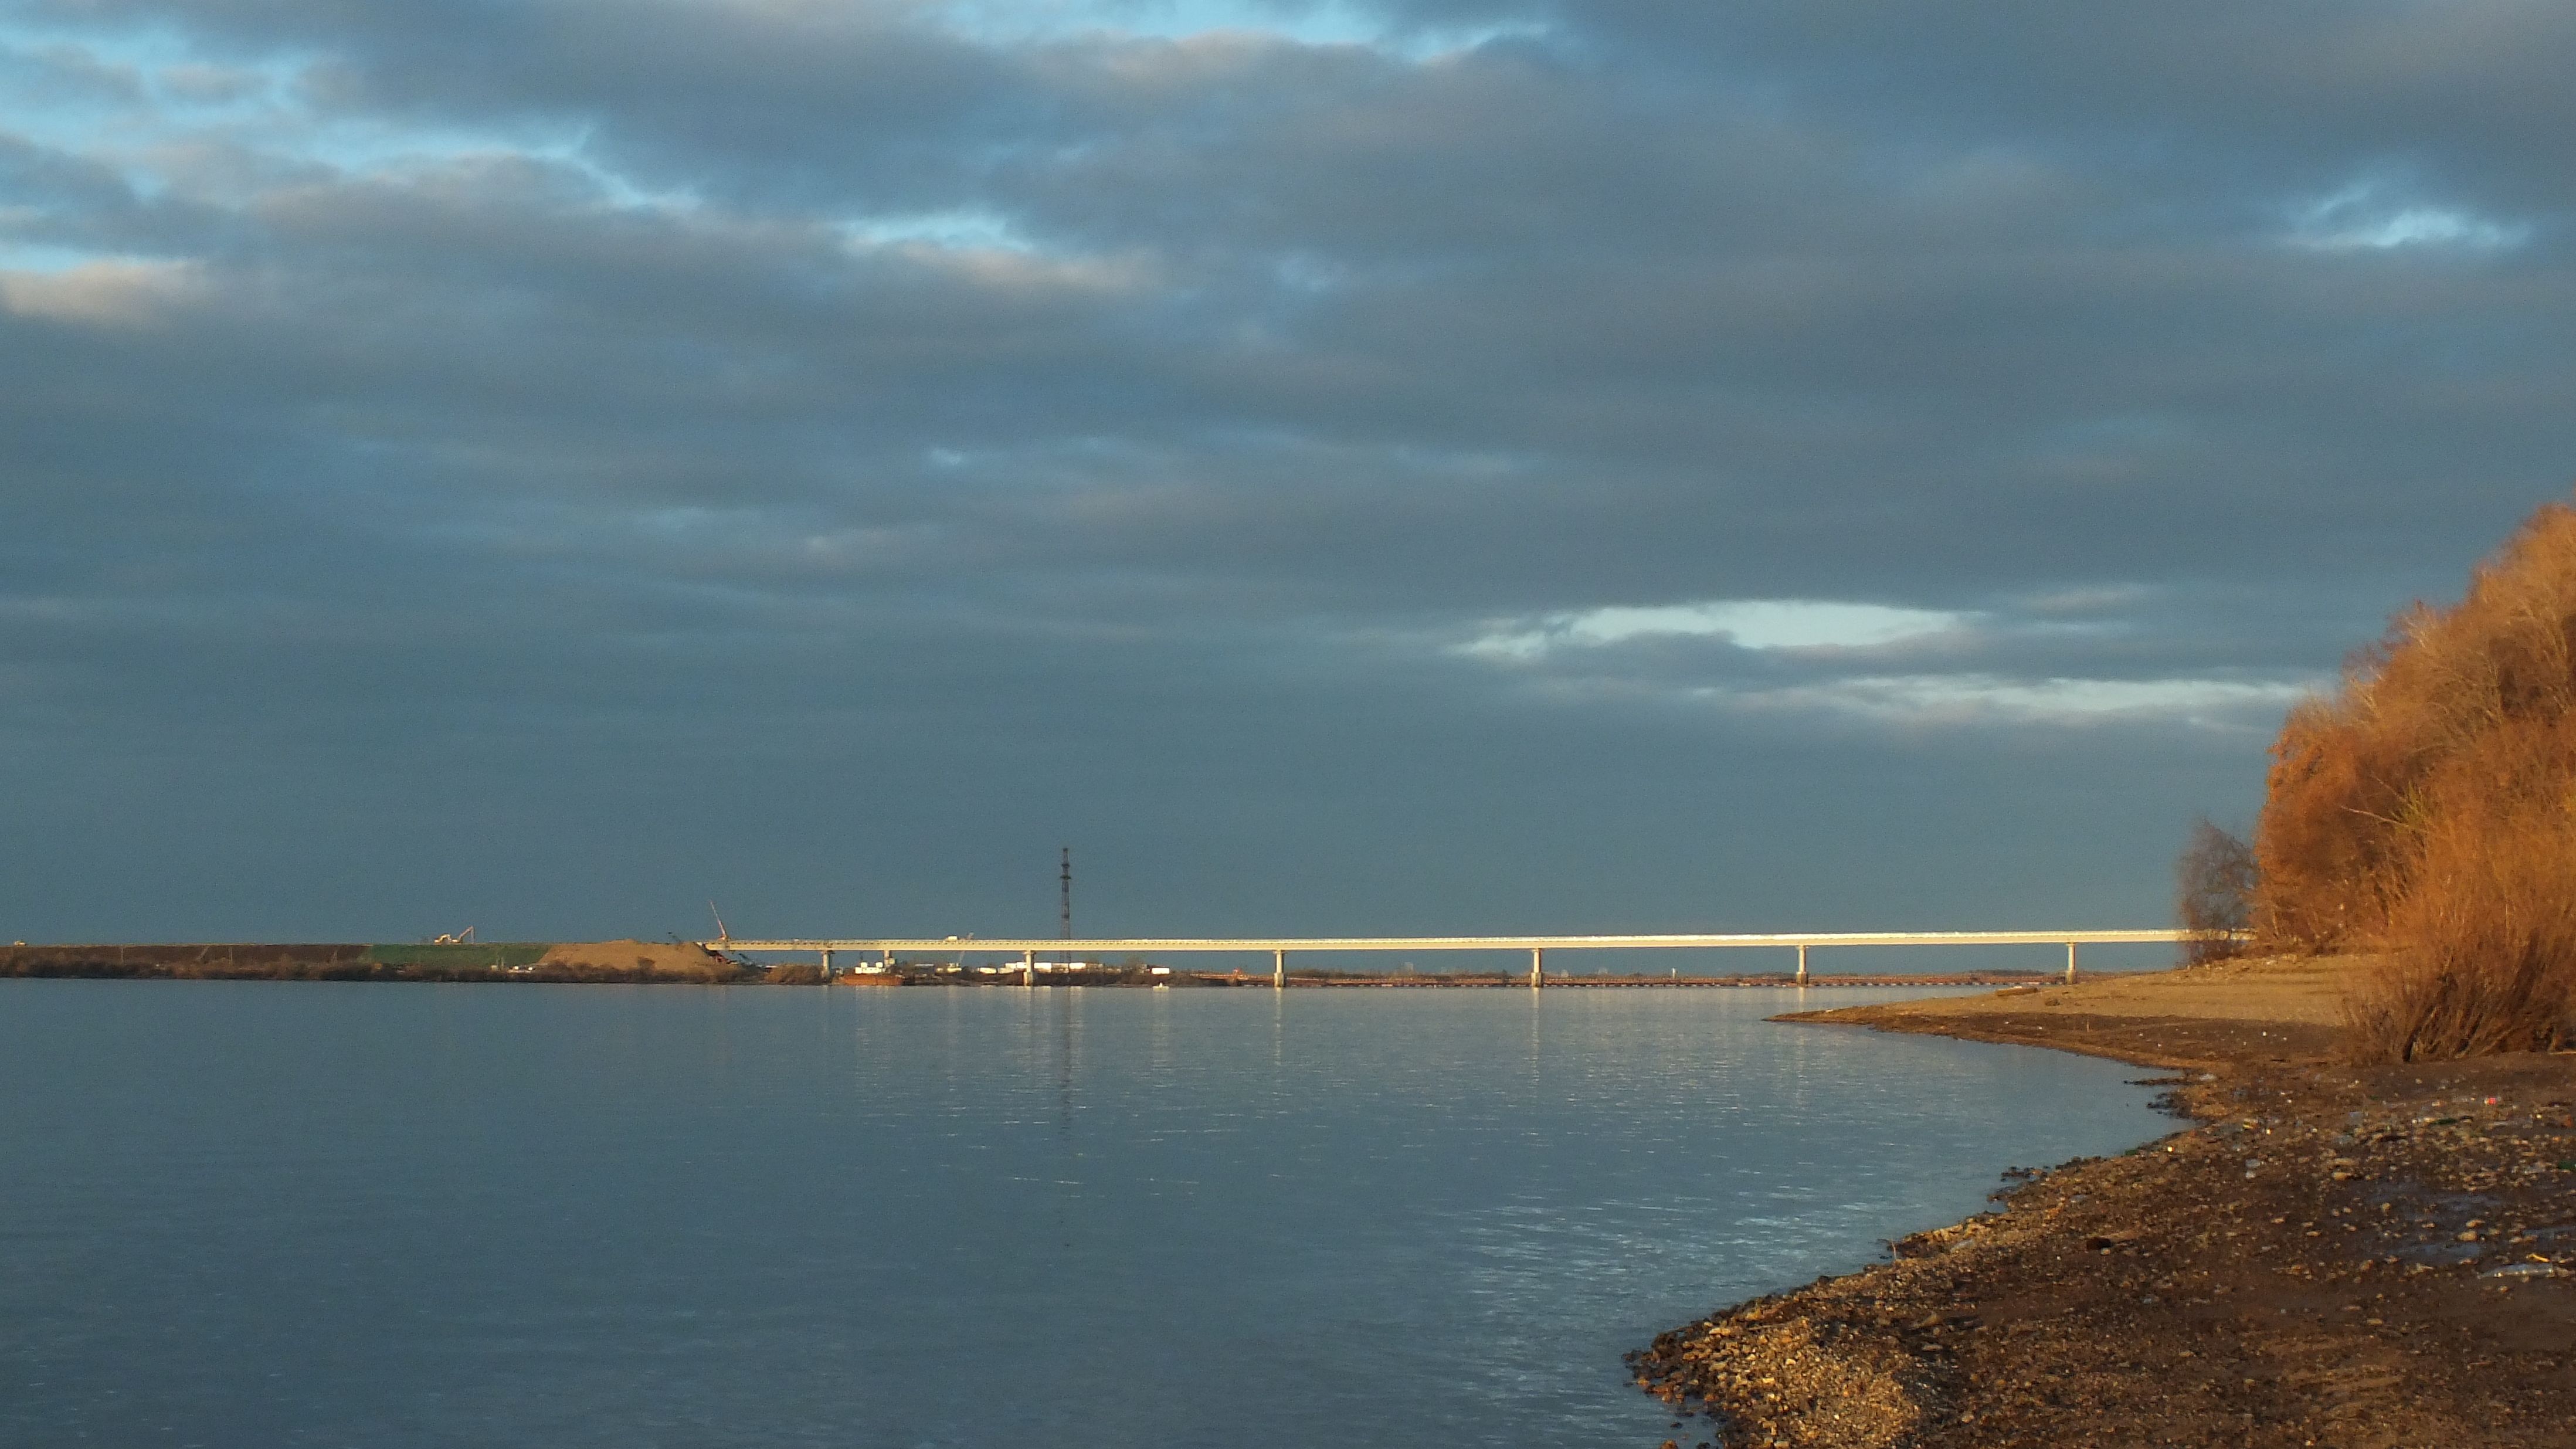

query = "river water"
[0,980,2166,1447]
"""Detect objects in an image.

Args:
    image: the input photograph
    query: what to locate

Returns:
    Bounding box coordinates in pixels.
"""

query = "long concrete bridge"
[703,930,2216,987]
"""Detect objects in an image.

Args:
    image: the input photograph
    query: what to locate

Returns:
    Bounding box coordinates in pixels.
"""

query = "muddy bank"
[1633,961,2576,1448]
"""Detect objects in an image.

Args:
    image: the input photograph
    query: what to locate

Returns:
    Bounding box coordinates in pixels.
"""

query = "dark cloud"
[0,1,2567,942]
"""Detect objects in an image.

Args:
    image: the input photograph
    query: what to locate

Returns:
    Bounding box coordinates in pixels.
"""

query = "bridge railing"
[702,929,2237,987]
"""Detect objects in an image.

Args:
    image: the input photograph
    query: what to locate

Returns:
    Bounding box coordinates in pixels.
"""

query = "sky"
[3,1,2571,953]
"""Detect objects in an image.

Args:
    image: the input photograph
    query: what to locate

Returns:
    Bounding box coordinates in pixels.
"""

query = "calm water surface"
[0,980,2167,1447]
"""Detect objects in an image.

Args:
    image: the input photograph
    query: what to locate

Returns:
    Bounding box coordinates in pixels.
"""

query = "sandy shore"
[1632,955,2576,1448]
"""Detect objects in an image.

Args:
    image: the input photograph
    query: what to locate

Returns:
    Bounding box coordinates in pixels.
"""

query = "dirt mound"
[537,940,737,979]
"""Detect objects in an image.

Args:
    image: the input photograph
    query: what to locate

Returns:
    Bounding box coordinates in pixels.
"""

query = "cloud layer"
[2,0,2569,944]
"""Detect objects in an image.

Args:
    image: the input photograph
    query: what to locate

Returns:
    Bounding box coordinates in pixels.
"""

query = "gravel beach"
[1633,957,2576,1448]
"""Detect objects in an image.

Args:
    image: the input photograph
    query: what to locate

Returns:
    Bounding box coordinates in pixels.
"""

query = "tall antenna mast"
[1060,846,1073,940]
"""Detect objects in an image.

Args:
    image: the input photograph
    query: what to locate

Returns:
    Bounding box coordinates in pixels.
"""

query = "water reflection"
[0,981,2164,1449]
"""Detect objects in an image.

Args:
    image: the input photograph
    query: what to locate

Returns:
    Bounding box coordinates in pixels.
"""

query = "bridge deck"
[708,931,2201,954]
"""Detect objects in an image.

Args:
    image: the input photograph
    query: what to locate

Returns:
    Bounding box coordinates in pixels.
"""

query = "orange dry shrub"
[2254,498,2576,1058]
[2346,749,2576,1060]
[2255,696,2408,951]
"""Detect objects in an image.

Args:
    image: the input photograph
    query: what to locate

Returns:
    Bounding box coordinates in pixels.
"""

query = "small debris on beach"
[1630,983,2576,1448]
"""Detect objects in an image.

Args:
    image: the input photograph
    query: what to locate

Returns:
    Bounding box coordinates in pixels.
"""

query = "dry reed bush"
[2255,498,2576,1058]
[2345,793,2576,1060]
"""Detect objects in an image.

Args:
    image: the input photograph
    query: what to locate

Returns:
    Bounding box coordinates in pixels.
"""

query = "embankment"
[0,940,786,984]
[1633,955,2576,1448]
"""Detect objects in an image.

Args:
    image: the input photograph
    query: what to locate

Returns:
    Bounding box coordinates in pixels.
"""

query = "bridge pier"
[2065,942,2078,984]
[1529,947,1545,988]
[1024,948,1036,988]
[820,948,833,978]
[1795,944,1808,986]
[1273,948,1285,989]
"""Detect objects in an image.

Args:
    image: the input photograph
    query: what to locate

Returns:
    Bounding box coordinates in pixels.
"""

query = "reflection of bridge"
[704,930,2214,988]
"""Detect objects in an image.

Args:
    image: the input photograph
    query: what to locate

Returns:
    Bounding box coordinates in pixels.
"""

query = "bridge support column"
[820,948,833,978]
[1274,949,1285,989]
[1529,947,1545,988]
[2065,942,2078,984]
[1024,948,1036,988]
[1796,944,1808,986]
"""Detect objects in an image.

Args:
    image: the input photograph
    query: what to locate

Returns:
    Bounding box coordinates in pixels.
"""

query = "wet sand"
[1633,955,2576,1448]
